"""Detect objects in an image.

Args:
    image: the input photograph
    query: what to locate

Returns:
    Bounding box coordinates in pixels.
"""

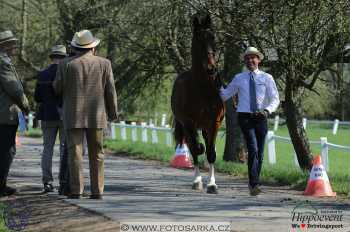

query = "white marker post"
[332,119,339,135]
[120,121,127,140]
[111,123,116,139]
[320,137,329,171]
[266,131,276,165]
[28,112,34,129]
[141,122,148,143]
[273,115,279,131]
[131,122,137,142]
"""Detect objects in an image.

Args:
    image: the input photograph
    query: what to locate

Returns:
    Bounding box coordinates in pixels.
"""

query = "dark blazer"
[34,64,62,121]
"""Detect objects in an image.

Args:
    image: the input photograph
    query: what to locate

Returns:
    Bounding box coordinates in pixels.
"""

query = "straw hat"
[0,30,18,46]
[50,45,67,57]
[70,30,100,49]
[240,47,264,60]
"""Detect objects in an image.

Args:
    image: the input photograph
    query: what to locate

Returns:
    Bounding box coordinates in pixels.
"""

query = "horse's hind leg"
[183,121,205,155]
[173,119,184,147]
[202,129,219,194]
[182,121,204,190]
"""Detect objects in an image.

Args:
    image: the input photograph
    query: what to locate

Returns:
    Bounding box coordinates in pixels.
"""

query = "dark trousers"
[238,113,268,188]
[0,124,18,189]
[59,144,70,193]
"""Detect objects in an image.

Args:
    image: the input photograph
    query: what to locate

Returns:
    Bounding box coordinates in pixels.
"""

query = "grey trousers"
[41,121,65,184]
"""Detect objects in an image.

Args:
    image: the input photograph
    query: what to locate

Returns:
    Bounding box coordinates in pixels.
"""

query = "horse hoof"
[206,185,218,194]
[192,182,203,190]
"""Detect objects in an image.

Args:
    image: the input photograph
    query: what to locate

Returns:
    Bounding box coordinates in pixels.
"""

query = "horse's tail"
[173,119,184,146]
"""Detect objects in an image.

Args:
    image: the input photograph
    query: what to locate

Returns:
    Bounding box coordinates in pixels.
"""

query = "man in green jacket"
[0,30,30,197]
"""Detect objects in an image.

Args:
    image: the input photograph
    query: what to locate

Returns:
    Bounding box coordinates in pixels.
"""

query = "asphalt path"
[7,136,350,232]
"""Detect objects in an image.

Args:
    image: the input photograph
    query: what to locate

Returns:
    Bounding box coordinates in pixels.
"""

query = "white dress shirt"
[220,69,280,113]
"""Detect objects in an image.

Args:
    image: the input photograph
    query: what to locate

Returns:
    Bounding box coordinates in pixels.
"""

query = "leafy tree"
[243,0,350,170]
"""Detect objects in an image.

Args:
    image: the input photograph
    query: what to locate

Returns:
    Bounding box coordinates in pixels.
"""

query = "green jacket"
[0,52,29,125]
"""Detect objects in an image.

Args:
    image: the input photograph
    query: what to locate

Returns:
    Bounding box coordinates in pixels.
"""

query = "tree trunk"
[56,0,75,43]
[336,63,345,121]
[284,79,313,170]
[222,39,246,162]
[223,98,246,162]
[18,0,40,73]
[20,0,27,58]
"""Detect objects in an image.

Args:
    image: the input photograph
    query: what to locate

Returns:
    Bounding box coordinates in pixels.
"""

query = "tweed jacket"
[0,52,29,125]
[53,51,118,129]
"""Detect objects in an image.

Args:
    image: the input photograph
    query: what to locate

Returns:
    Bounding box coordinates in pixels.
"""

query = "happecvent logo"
[290,201,343,232]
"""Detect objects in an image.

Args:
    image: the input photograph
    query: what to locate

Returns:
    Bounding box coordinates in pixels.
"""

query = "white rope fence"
[266,131,350,171]
[110,121,173,147]
[272,116,350,135]
[109,122,350,171]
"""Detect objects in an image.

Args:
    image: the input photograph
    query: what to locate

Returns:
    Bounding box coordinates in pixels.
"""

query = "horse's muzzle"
[207,67,217,76]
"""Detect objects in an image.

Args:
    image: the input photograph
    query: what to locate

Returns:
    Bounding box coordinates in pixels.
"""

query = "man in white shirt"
[220,47,280,196]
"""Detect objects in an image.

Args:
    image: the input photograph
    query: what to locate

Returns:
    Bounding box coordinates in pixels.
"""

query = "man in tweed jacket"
[53,30,118,199]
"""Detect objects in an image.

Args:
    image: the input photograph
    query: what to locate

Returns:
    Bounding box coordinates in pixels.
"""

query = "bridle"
[207,51,218,77]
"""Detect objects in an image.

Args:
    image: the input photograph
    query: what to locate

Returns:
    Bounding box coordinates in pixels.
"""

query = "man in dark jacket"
[0,30,30,197]
[34,45,67,193]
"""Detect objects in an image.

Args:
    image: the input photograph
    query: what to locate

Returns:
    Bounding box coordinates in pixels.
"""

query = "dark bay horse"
[171,13,225,194]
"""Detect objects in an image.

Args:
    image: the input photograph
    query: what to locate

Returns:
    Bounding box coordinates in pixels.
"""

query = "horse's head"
[191,13,217,76]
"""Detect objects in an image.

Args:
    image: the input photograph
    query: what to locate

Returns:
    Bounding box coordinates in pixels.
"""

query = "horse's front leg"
[192,155,203,190]
[183,121,204,191]
[202,125,220,194]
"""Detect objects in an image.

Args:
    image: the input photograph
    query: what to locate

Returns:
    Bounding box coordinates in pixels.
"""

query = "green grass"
[0,203,10,232]
[23,128,42,138]
[106,122,350,196]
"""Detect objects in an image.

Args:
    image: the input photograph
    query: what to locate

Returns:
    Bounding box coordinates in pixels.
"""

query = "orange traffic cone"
[303,155,336,197]
[16,133,21,146]
[170,143,193,169]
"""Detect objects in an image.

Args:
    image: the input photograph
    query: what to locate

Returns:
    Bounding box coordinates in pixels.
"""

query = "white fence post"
[273,115,279,131]
[165,125,172,146]
[161,114,167,127]
[320,137,329,171]
[28,112,34,129]
[111,123,116,139]
[120,121,127,140]
[141,122,148,143]
[332,119,339,135]
[131,122,137,142]
[151,124,158,144]
[266,131,276,164]
[302,118,307,130]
